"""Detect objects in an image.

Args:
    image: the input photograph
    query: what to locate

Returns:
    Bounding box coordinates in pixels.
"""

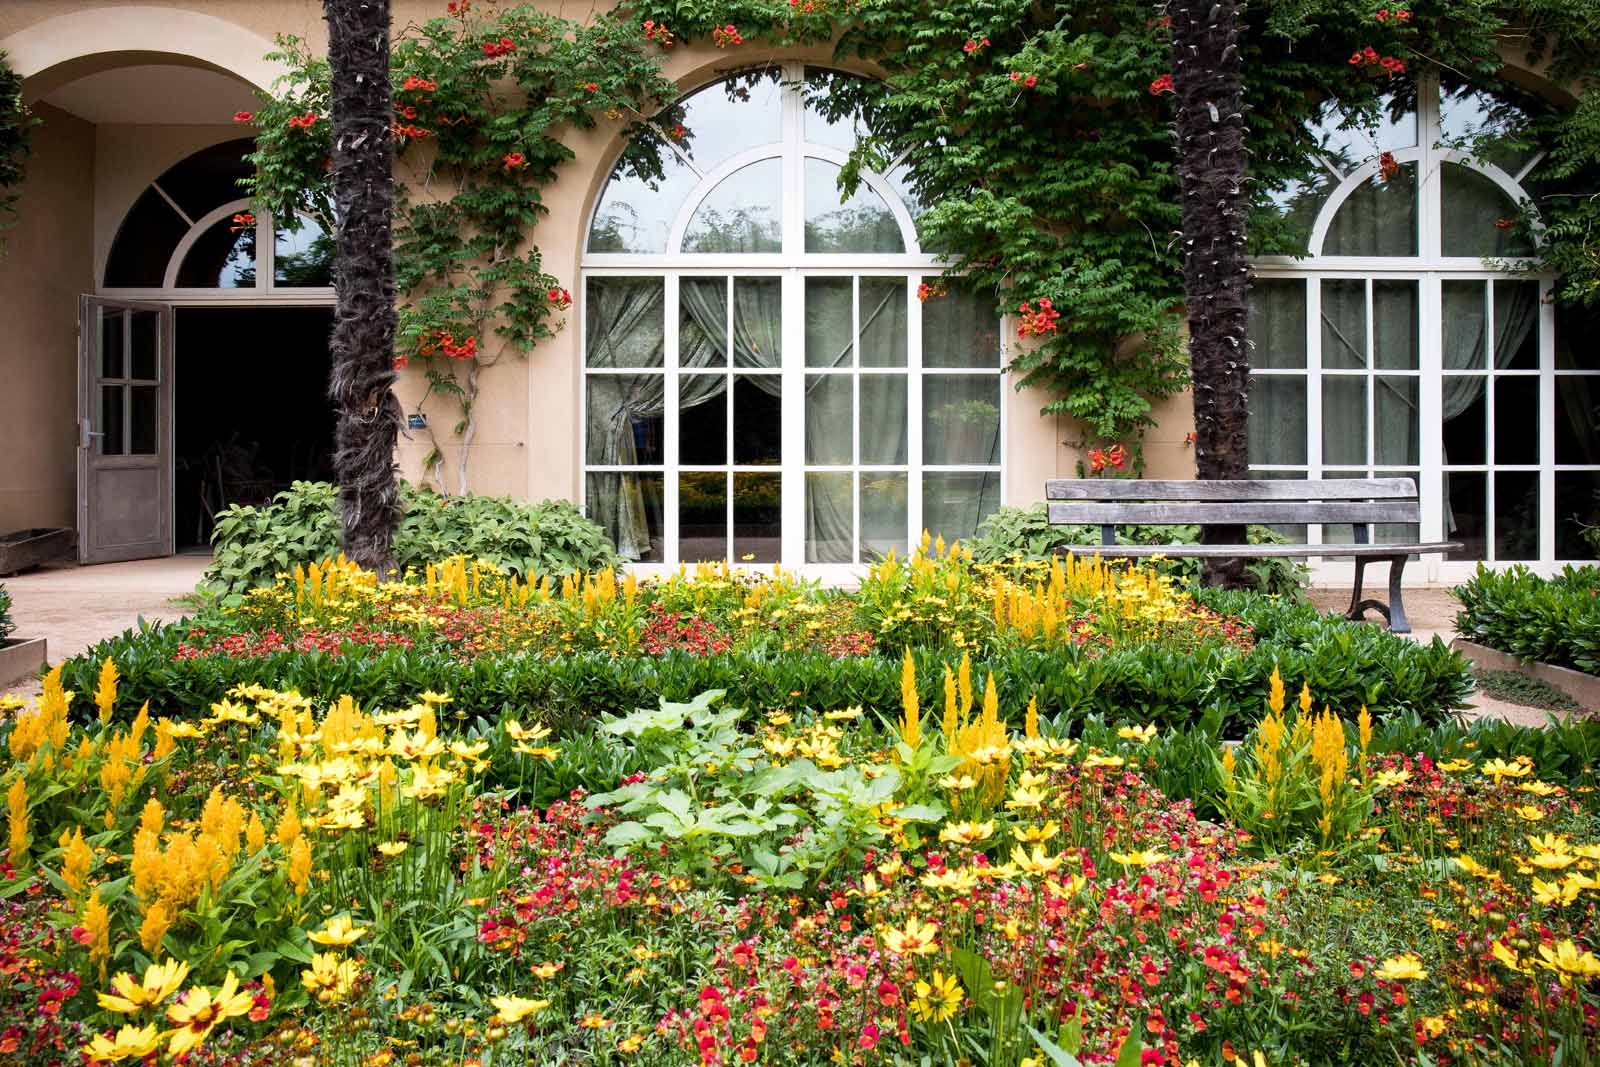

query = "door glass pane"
[806,472,852,563]
[99,385,125,456]
[733,278,782,367]
[1248,279,1306,369]
[924,376,1000,465]
[860,472,908,562]
[1320,280,1367,369]
[680,376,727,465]
[1555,472,1600,559]
[176,213,257,288]
[587,277,664,367]
[922,281,998,368]
[733,473,781,562]
[860,375,907,465]
[1374,377,1418,464]
[275,216,335,286]
[804,158,904,253]
[805,278,853,368]
[1442,377,1487,464]
[860,278,908,367]
[1494,280,1540,370]
[732,376,781,465]
[680,472,727,562]
[1495,471,1539,561]
[1441,163,1534,258]
[129,386,159,456]
[924,472,1000,545]
[585,373,665,465]
[1442,280,1487,370]
[587,473,663,562]
[1373,281,1418,369]
[681,278,729,367]
[130,311,160,380]
[1494,376,1538,464]
[1321,377,1367,466]
[1323,164,1418,256]
[683,159,783,253]
[1444,471,1486,560]
[1248,377,1307,464]
[805,374,852,465]
[101,310,125,379]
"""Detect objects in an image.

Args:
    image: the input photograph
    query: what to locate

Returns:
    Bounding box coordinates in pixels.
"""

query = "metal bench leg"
[1386,554,1410,634]
[1346,556,1396,629]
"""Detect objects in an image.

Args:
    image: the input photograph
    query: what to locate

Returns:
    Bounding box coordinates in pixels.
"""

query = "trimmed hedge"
[1454,564,1600,675]
[59,590,1472,734]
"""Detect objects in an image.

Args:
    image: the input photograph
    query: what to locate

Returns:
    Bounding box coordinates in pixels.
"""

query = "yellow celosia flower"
[94,657,120,726]
[98,959,190,1014]
[81,888,111,971]
[308,914,368,946]
[288,835,312,895]
[138,902,173,957]
[879,917,939,956]
[898,649,921,752]
[1374,953,1428,982]
[910,969,964,1023]
[490,994,550,1024]
[81,1023,163,1063]
[61,826,92,892]
[7,777,29,866]
[301,953,362,1003]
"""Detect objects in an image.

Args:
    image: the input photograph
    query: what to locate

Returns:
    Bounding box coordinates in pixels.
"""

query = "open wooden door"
[77,297,173,563]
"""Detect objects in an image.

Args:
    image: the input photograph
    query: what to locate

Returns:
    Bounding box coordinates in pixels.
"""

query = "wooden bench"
[1043,478,1461,635]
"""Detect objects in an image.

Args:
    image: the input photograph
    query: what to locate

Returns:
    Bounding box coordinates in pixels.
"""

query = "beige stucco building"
[0,2,1592,582]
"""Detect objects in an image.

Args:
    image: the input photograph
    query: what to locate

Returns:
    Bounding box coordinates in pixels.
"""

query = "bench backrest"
[1044,478,1420,545]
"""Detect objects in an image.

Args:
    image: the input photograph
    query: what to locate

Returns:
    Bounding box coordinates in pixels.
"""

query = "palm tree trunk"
[1170,0,1252,587]
[324,0,402,575]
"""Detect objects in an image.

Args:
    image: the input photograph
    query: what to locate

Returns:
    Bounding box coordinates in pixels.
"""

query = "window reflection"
[275,216,335,286]
[176,213,257,288]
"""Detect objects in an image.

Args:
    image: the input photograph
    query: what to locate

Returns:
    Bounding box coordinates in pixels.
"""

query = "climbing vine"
[247,0,1600,480]
[0,49,39,252]
[247,5,676,491]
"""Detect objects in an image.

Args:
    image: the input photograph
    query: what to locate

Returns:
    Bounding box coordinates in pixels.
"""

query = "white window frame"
[581,61,1005,579]
[1248,75,1588,584]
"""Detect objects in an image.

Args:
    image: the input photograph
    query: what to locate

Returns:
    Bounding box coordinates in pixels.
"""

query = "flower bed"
[58,547,1472,731]
[1454,564,1600,677]
[0,662,1594,1067]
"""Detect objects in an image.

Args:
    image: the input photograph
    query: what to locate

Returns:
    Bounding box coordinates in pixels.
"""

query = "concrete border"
[1451,638,1600,710]
[0,637,47,689]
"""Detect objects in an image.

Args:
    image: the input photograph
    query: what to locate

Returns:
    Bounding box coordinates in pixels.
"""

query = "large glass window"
[1249,77,1595,572]
[583,65,1001,568]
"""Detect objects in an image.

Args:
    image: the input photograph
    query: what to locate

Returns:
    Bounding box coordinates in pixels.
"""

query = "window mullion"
[1307,278,1324,547]
[664,275,681,565]
[907,276,924,546]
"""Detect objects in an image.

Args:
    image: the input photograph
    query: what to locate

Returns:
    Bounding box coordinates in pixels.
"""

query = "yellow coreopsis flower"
[531,961,565,979]
[1010,843,1064,877]
[82,1023,163,1063]
[1117,723,1157,744]
[1482,757,1531,782]
[418,690,453,706]
[389,728,445,762]
[938,820,995,845]
[1374,953,1428,982]
[1491,940,1530,974]
[308,914,368,946]
[1108,849,1169,869]
[166,971,255,1055]
[98,959,191,1014]
[490,994,550,1024]
[1536,940,1600,985]
[1531,876,1584,907]
[401,764,457,800]
[911,969,964,1023]
[301,953,362,1003]
[377,841,408,857]
[504,720,552,743]
[1004,784,1048,811]
[1372,769,1411,791]
[879,916,939,956]
[1513,805,1546,823]
[1015,822,1059,844]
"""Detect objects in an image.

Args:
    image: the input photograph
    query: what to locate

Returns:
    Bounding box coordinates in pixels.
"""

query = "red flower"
[1149,74,1174,95]
[711,24,745,48]
[503,151,527,169]
[1494,217,1517,230]
[548,287,572,308]
[1378,150,1401,181]
[232,110,253,123]
[584,82,599,93]
[1025,75,1038,87]
[393,356,410,370]
[963,39,978,54]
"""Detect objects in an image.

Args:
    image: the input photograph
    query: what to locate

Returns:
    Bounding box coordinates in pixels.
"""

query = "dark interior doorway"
[175,306,336,549]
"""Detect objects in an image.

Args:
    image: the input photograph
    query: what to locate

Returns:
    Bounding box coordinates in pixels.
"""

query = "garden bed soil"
[1451,637,1600,715]
[0,636,46,688]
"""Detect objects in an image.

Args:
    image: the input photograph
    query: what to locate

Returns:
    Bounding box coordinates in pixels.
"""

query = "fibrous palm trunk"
[325,0,402,575]
[1170,0,1252,587]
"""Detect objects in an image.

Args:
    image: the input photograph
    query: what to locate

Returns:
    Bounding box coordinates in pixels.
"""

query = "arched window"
[1248,77,1595,573]
[583,64,1001,568]
[103,138,333,295]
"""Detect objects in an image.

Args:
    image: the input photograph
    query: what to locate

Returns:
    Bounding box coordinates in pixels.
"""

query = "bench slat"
[1047,501,1420,525]
[1045,478,1417,502]
[1056,542,1460,559]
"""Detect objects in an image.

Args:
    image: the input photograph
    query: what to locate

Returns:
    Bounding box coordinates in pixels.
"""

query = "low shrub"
[1454,564,1600,674]
[0,584,11,642]
[968,503,1310,597]
[204,480,620,599]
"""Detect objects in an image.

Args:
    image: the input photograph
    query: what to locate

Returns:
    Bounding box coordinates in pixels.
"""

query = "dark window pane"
[1555,471,1600,559]
[733,472,781,562]
[1556,375,1600,465]
[1373,281,1418,370]
[733,376,781,465]
[1443,280,1488,370]
[176,215,256,288]
[586,473,662,562]
[924,376,1000,465]
[679,472,727,562]
[99,385,125,456]
[129,386,158,455]
[586,277,664,368]
[1248,376,1307,465]
[680,375,727,465]
[733,278,782,367]
[275,217,335,286]
[860,375,907,465]
[860,278,907,368]
[104,187,188,287]
[1442,377,1487,464]
[1323,164,1417,256]
[130,311,159,381]
[1494,280,1540,369]
[1495,470,1539,560]
[1444,471,1486,560]
[1494,376,1539,464]
[1248,279,1306,369]
[1374,376,1419,465]
[101,310,125,379]
[681,277,729,368]
[154,138,254,221]
[585,373,664,465]
[1442,163,1535,258]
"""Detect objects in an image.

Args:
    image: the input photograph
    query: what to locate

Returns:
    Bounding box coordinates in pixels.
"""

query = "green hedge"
[0,584,12,642]
[59,591,1472,734]
[1453,564,1600,675]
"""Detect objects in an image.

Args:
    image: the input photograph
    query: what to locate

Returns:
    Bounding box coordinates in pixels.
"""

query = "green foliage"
[0,584,12,642]
[968,503,1309,597]
[247,9,676,490]
[59,591,1472,733]
[1453,564,1600,674]
[0,49,39,251]
[203,480,620,598]
[1472,667,1582,714]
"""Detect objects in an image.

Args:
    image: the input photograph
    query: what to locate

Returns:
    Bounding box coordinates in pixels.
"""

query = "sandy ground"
[0,557,1582,724]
